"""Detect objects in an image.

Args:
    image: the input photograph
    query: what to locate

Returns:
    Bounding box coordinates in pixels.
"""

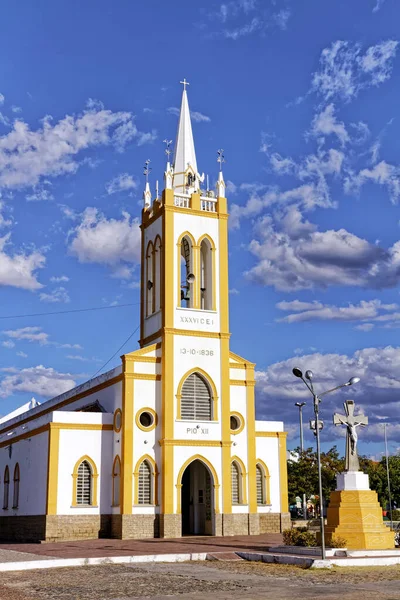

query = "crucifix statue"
[333,400,368,472]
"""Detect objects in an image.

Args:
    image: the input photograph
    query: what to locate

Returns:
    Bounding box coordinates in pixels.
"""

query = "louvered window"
[256,464,264,504]
[231,462,240,505]
[13,463,20,509]
[76,461,92,505]
[3,466,9,510]
[181,373,212,421]
[138,461,152,504]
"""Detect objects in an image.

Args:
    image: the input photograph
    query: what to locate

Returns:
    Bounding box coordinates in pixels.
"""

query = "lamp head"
[295,402,306,408]
[147,280,153,290]
[187,273,196,284]
[292,367,303,378]
[305,370,313,380]
[347,376,360,386]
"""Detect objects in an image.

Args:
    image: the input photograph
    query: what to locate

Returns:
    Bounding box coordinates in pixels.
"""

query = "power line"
[0,303,139,321]
[91,324,140,379]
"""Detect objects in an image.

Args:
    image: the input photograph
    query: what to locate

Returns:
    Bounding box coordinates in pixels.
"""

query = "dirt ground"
[1,560,400,600]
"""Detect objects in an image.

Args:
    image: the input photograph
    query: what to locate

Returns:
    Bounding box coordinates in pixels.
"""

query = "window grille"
[138,461,152,504]
[12,463,20,509]
[181,372,212,420]
[256,464,264,504]
[76,460,92,505]
[231,462,240,505]
[3,466,9,510]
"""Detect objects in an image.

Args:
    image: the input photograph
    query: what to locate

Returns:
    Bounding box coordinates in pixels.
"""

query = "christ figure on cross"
[333,400,368,472]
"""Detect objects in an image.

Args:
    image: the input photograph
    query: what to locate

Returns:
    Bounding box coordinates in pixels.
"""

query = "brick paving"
[0,533,283,560]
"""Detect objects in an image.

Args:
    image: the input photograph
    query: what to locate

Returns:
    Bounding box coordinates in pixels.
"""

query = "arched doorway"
[181,459,214,535]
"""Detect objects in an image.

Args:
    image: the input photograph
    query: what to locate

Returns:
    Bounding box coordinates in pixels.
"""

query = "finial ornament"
[217,149,225,172]
[180,78,190,91]
[143,159,152,183]
[163,139,173,159]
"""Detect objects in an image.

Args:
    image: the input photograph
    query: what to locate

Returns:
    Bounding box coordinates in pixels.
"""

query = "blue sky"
[0,0,399,458]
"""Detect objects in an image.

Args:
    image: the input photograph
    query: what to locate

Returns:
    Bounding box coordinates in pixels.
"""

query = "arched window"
[112,456,121,507]
[138,460,152,505]
[146,241,154,317]
[3,466,9,510]
[154,237,162,313]
[200,238,213,310]
[12,463,20,509]
[256,461,270,505]
[231,462,240,505]
[76,460,92,506]
[181,372,212,421]
[180,236,194,308]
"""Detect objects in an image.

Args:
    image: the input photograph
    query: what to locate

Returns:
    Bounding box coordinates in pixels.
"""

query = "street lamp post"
[292,368,360,561]
[383,423,393,530]
[295,402,307,520]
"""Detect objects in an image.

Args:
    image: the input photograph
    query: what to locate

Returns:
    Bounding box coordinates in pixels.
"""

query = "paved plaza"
[1,560,400,600]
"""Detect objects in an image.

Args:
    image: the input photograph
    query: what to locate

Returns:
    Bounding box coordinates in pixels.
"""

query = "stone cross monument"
[333,400,368,472]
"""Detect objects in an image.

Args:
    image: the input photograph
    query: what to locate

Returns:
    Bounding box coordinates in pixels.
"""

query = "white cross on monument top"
[180,78,190,90]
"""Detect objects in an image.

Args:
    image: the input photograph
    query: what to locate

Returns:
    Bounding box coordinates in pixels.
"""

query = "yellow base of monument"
[324,490,395,550]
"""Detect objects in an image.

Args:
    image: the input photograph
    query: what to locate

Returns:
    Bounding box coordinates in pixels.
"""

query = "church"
[0,84,289,542]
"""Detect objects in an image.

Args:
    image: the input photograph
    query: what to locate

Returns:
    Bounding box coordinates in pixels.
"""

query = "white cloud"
[0,365,75,399]
[373,0,385,11]
[310,104,349,146]
[0,103,155,189]
[69,208,141,276]
[2,340,15,349]
[16,351,28,358]
[0,233,45,291]
[11,106,22,114]
[245,208,400,291]
[105,173,137,195]
[25,187,54,202]
[0,94,4,106]
[50,275,69,283]
[3,326,49,345]
[276,299,397,324]
[167,107,211,122]
[345,161,400,204]
[229,288,240,295]
[355,323,375,332]
[0,201,12,229]
[255,346,400,441]
[39,286,70,303]
[311,40,398,103]
[209,0,291,39]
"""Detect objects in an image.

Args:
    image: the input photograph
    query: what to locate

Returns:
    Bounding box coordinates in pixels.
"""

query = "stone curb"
[238,551,400,568]
[0,552,208,573]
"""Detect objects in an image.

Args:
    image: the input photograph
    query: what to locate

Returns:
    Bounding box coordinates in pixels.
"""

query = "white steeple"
[173,80,202,192]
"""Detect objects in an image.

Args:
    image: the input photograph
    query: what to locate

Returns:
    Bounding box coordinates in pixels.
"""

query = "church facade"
[0,85,289,542]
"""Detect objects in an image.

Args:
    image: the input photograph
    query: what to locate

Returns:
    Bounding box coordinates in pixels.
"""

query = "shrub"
[328,535,347,548]
[391,509,400,521]
[283,528,317,547]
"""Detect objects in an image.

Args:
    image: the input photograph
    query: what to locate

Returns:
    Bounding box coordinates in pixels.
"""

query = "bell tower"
[139,81,233,537]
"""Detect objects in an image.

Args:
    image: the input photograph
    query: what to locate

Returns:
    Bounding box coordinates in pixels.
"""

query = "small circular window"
[114,409,122,433]
[230,412,245,434]
[136,408,157,431]
[140,412,153,428]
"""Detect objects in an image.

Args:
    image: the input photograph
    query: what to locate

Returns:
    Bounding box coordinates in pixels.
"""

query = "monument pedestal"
[324,471,394,550]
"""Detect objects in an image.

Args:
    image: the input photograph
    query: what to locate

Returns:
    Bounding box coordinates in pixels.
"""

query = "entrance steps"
[206,552,243,561]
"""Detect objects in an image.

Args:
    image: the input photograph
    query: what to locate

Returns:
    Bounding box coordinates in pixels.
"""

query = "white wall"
[256,436,281,513]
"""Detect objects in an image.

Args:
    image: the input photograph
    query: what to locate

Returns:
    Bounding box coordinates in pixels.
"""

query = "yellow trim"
[112,455,121,507]
[256,431,288,438]
[140,215,145,342]
[176,454,220,514]
[176,231,196,309]
[0,374,123,436]
[256,459,271,505]
[46,424,60,515]
[51,423,113,431]
[231,456,248,505]
[121,356,134,515]
[113,409,122,433]
[125,373,161,381]
[229,351,255,367]
[230,379,256,387]
[71,455,99,508]
[197,233,217,312]
[160,439,232,447]
[278,431,289,513]
[133,454,158,505]
[230,411,245,435]
[127,342,162,357]
[245,364,257,513]
[230,363,247,370]
[176,367,218,421]
[140,328,231,346]
[135,407,158,431]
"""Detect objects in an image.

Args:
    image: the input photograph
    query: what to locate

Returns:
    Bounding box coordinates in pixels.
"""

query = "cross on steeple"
[333,400,368,472]
[180,78,190,91]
